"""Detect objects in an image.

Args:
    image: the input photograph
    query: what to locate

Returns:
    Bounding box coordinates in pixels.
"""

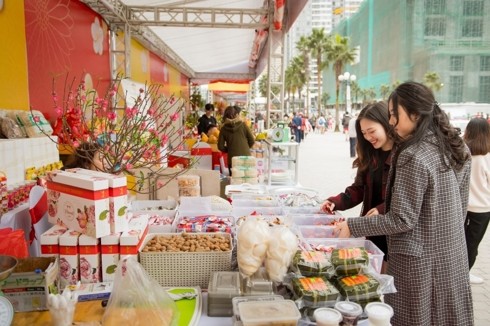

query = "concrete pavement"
[295,131,490,326]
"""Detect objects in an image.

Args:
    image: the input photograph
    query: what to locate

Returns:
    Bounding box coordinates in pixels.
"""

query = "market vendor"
[197,103,217,135]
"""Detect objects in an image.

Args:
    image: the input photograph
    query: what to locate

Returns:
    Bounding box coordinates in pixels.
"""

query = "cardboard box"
[120,215,149,259]
[59,230,80,288]
[0,257,60,312]
[101,233,120,282]
[40,224,68,259]
[67,168,129,233]
[65,282,112,302]
[79,234,101,284]
[46,170,110,238]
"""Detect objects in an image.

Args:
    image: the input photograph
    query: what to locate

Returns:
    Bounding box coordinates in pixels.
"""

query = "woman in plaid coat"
[336,82,473,325]
[321,102,393,272]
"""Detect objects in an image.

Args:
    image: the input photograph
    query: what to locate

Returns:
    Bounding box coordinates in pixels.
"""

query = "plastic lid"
[0,297,14,326]
[365,302,394,319]
[239,300,300,324]
[314,308,343,325]
[334,301,363,317]
[208,271,241,298]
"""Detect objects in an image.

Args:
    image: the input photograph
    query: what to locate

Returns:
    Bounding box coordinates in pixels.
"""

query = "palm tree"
[423,71,444,92]
[380,84,391,100]
[350,81,361,110]
[326,34,357,131]
[258,74,280,98]
[321,92,330,111]
[296,36,311,115]
[285,56,307,112]
[308,28,332,116]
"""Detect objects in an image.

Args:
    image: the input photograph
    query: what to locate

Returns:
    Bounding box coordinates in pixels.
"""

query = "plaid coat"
[348,131,474,325]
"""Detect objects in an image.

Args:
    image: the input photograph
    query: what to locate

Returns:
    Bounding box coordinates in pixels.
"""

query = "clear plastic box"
[208,271,242,316]
[299,225,337,238]
[232,198,279,207]
[232,206,283,217]
[289,214,346,226]
[305,239,385,274]
[232,295,284,322]
[239,300,301,326]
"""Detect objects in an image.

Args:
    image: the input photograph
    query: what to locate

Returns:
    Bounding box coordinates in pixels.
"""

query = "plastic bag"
[102,256,179,326]
[0,228,29,258]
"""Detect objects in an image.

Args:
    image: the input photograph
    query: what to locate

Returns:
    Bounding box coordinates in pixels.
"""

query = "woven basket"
[139,233,232,289]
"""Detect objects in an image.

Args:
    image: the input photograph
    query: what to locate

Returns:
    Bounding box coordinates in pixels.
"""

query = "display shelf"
[263,140,299,186]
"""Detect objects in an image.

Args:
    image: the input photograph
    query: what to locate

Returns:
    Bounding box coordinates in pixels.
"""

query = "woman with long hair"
[335,82,473,325]
[322,101,393,272]
[463,117,490,284]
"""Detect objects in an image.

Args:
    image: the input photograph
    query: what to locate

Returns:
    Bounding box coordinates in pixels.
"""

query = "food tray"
[232,206,283,217]
[232,198,279,207]
[139,233,232,289]
[306,239,384,274]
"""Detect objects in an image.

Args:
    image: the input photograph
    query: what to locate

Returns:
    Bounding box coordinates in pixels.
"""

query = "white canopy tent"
[81,0,308,123]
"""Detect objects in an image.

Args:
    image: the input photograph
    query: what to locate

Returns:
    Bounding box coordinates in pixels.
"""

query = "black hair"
[353,101,391,172]
[205,103,214,111]
[64,142,102,170]
[388,81,469,171]
[223,106,237,120]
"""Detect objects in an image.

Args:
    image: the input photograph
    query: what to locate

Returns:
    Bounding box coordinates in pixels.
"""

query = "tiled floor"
[296,130,490,325]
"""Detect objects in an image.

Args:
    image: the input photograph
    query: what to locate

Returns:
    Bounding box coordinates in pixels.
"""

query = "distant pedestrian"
[317,115,326,134]
[463,117,490,285]
[341,112,352,140]
[291,112,303,143]
[348,113,357,157]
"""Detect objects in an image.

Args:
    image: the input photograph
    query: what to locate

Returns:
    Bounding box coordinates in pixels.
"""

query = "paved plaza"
[296,131,490,326]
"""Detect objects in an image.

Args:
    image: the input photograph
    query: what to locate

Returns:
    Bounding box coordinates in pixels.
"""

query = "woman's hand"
[321,200,335,214]
[365,208,379,217]
[334,221,351,238]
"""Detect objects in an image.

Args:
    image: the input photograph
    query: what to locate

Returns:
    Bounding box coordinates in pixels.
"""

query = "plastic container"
[232,206,284,218]
[239,300,301,326]
[306,239,385,274]
[334,301,363,326]
[232,198,279,207]
[207,271,242,317]
[241,267,273,295]
[232,295,284,322]
[289,214,345,226]
[176,174,200,187]
[299,225,337,239]
[314,307,343,326]
[364,302,393,326]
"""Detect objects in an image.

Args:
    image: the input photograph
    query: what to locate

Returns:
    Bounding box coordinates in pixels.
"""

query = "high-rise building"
[324,0,490,116]
[286,0,365,113]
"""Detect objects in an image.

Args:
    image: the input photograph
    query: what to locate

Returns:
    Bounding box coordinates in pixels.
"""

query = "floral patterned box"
[101,233,120,282]
[46,170,110,238]
[59,230,81,288]
[67,168,128,234]
[79,234,101,284]
[40,224,68,259]
[120,214,149,260]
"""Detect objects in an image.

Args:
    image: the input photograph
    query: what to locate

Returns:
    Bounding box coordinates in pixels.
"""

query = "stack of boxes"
[230,156,258,185]
[39,168,149,285]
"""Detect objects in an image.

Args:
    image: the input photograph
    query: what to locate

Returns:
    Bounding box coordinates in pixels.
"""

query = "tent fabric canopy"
[102,0,308,84]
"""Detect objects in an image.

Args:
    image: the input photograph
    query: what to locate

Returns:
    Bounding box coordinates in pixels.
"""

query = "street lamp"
[338,72,356,113]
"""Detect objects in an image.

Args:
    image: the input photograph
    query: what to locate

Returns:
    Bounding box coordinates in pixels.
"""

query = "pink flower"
[107,111,117,121]
[55,107,63,117]
[147,107,156,117]
[125,163,133,170]
[73,141,80,148]
[170,112,179,121]
[139,88,144,93]
[125,107,136,118]
[80,257,92,279]
[160,134,169,145]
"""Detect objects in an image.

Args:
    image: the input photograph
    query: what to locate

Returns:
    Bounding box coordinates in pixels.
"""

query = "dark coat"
[217,117,255,167]
[348,131,474,325]
[328,151,392,259]
[197,114,217,135]
[327,152,392,215]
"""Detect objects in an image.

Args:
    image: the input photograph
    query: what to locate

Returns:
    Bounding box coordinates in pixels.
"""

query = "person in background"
[63,142,104,171]
[197,103,217,135]
[463,117,490,284]
[334,82,473,325]
[322,102,392,273]
[291,112,303,143]
[317,114,326,134]
[341,111,352,141]
[218,106,255,175]
[348,113,357,158]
